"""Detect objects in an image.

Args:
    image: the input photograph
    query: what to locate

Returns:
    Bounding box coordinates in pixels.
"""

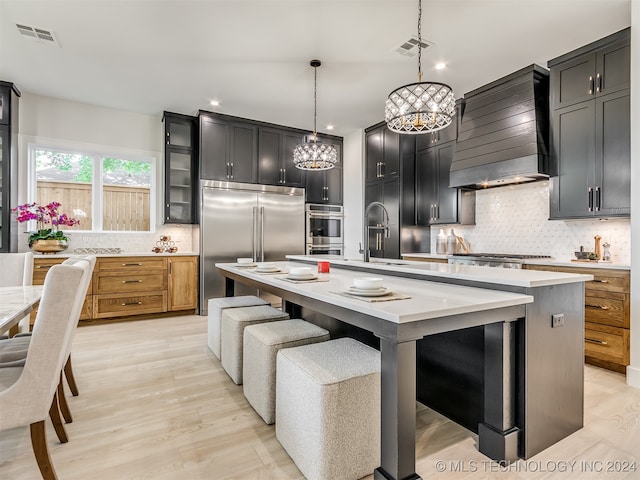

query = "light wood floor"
[1,315,639,479]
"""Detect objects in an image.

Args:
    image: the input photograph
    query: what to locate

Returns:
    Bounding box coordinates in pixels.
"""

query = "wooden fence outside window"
[37,180,151,231]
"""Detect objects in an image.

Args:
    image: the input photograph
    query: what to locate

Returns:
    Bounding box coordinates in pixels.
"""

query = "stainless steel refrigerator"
[199,180,305,314]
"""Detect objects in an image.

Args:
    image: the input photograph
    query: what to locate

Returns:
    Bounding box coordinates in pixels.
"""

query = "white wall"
[15,93,195,253]
[627,0,639,387]
[342,129,364,259]
[434,181,631,264]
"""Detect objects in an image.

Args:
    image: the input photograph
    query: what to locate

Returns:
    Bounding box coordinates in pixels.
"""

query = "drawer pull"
[122,280,143,284]
[36,265,52,269]
[592,279,609,283]
[586,304,609,310]
[585,338,608,345]
[122,263,143,266]
[121,301,143,306]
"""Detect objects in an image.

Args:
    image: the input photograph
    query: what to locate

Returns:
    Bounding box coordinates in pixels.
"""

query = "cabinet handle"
[122,263,143,266]
[36,265,52,270]
[283,168,286,183]
[230,162,234,179]
[121,301,143,306]
[586,304,610,310]
[596,73,601,93]
[594,186,601,211]
[588,187,593,211]
[585,337,608,345]
[588,76,594,95]
[592,279,609,283]
[122,280,142,284]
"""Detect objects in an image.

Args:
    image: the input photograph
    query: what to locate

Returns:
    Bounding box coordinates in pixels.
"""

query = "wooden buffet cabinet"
[525,264,630,373]
[31,255,198,324]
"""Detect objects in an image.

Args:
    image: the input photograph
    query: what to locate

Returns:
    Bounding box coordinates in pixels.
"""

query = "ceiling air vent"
[16,24,59,46]
[394,36,432,57]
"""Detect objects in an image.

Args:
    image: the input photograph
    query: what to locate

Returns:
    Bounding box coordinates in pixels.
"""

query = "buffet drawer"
[551,266,629,294]
[94,273,166,295]
[93,293,167,318]
[584,292,629,328]
[33,258,65,284]
[584,322,629,365]
[97,257,166,271]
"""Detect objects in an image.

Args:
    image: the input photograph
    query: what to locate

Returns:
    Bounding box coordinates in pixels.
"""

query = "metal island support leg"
[374,337,422,480]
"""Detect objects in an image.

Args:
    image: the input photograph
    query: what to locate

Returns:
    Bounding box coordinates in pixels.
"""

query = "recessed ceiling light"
[210,100,220,107]
[326,125,334,130]
[435,62,446,70]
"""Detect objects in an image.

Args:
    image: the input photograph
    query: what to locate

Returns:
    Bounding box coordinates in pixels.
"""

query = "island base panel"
[478,424,519,462]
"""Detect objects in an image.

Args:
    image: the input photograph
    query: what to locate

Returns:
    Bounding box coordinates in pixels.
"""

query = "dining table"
[0,285,44,336]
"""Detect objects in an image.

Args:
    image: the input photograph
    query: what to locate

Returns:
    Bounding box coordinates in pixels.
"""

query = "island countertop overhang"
[285,255,594,288]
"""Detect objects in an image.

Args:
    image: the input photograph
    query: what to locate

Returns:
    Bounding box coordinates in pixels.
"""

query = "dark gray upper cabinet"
[304,140,343,204]
[258,127,305,187]
[416,140,475,226]
[550,29,630,110]
[163,112,196,224]
[365,124,399,182]
[549,28,630,219]
[200,113,257,183]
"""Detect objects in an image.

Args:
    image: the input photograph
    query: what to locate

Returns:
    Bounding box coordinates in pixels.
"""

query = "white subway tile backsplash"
[432,181,631,264]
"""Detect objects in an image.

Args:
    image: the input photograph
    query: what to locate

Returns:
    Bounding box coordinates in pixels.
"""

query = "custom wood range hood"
[450,64,550,189]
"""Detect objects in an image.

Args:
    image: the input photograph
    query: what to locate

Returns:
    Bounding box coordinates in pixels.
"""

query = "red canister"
[317,261,330,273]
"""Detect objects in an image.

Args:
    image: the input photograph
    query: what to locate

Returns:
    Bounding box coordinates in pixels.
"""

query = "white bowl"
[353,277,384,290]
[289,267,313,276]
[237,257,254,264]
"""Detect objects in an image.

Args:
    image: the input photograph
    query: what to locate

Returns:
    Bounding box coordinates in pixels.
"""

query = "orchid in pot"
[12,202,80,253]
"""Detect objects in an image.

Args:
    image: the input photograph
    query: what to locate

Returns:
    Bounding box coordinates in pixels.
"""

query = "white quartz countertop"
[401,252,629,270]
[216,261,533,325]
[286,255,594,288]
[33,252,198,258]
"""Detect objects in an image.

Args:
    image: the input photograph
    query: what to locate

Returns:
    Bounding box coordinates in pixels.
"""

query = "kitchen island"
[216,260,591,480]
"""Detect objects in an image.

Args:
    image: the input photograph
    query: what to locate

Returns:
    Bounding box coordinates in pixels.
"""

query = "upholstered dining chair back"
[59,255,96,356]
[0,252,34,287]
[0,262,88,429]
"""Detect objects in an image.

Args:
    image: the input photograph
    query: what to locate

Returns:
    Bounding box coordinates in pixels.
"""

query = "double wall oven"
[305,204,343,255]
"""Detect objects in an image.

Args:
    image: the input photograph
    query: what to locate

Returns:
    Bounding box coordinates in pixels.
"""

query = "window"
[31,146,155,232]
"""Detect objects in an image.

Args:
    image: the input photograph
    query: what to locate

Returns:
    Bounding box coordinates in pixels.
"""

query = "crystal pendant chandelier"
[385,0,455,134]
[293,60,338,170]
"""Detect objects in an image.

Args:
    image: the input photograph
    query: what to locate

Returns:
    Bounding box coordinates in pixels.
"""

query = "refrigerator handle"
[252,206,258,261]
[260,206,265,262]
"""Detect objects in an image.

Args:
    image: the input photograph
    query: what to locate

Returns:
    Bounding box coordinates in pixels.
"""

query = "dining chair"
[0,252,34,334]
[0,262,90,479]
[0,256,96,426]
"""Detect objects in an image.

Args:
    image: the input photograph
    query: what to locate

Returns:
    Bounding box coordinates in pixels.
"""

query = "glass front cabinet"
[163,112,196,224]
[0,81,20,252]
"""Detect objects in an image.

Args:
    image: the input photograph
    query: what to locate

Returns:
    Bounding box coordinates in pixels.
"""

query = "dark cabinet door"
[433,143,458,224]
[258,128,281,185]
[595,90,630,216]
[200,116,229,180]
[382,128,400,177]
[228,123,257,183]
[305,170,326,204]
[164,113,195,224]
[549,102,595,219]
[365,129,383,182]
[281,133,305,187]
[0,124,8,251]
[597,42,630,97]
[551,53,596,110]
[325,166,343,204]
[364,179,400,259]
[400,136,416,227]
[415,148,437,226]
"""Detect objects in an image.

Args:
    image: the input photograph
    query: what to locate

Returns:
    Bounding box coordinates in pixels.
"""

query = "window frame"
[27,142,157,233]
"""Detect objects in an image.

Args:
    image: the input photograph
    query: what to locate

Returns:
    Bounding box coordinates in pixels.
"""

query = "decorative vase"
[30,239,69,254]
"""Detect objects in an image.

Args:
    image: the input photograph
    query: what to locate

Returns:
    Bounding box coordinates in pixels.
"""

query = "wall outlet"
[551,313,565,328]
